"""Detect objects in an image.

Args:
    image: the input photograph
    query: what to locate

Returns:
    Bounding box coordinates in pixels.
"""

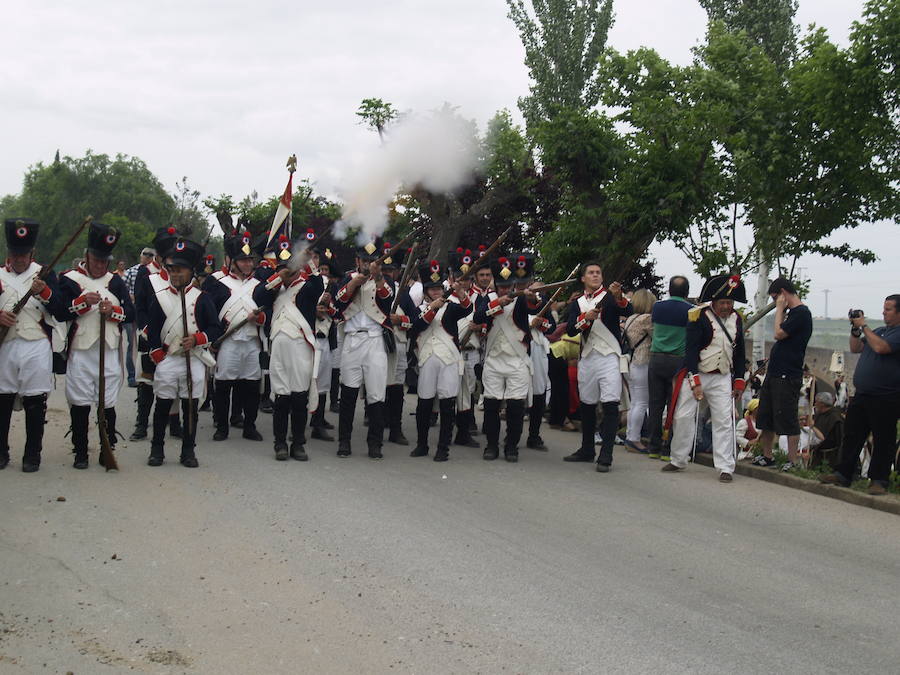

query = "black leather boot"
[329,369,341,412]
[230,382,243,428]
[434,398,455,462]
[564,403,597,462]
[289,391,309,461]
[180,398,199,467]
[366,400,385,459]
[70,405,91,469]
[241,379,263,441]
[337,385,358,457]
[129,383,154,440]
[504,398,525,462]
[482,398,501,460]
[526,393,547,450]
[454,408,479,448]
[273,394,290,460]
[169,409,182,438]
[213,380,231,440]
[411,397,433,457]
[385,384,408,445]
[597,401,619,470]
[0,392,15,469]
[259,374,274,413]
[99,407,117,468]
[149,397,172,466]
[22,394,46,472]
[310,392,333,441]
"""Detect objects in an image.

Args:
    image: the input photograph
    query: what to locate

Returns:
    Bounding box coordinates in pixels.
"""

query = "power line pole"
[823,289,830,319]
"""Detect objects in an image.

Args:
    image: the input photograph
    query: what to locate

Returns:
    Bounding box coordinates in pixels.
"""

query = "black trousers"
[646,353,682,453]
[835,393,900,486]
[548,354,570,426]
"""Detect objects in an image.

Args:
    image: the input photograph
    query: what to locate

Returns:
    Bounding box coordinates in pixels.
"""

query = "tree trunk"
[752,259,769,365]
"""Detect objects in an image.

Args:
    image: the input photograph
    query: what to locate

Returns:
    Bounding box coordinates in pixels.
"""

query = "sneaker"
[593,432,603,446]
[751,455,776,467]
[719,472,733,483]
[647,453,660,460]
[781,461,798,472]
[659,455,672,462]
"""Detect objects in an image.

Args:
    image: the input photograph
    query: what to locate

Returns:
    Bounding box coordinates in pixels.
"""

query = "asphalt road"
[1,385,898,674]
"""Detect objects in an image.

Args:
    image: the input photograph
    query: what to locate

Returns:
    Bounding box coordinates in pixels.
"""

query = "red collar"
[587,286,606,300]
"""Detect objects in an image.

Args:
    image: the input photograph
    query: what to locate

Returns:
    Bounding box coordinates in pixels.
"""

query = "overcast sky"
[3,0,896,316]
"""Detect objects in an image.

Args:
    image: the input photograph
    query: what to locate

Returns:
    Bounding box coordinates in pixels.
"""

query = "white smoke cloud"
[335,107,482,242]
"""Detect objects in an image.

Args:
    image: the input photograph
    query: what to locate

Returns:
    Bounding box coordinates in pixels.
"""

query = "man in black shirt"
[751,278,813,470]
[821,294,900,495]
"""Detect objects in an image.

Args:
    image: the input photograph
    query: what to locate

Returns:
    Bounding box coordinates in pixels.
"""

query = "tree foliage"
[356,98,399,142]
[699,0,799,69]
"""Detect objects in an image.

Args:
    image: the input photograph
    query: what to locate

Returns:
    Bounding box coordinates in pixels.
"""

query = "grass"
[762,450,900,496]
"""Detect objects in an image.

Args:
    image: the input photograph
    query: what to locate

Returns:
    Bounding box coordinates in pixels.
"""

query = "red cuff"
[733,378,746,392]
[255,312,266,326]
[108,305,125,323]
[690,374,701,388]
[423,309,437,324]
[486,298,504,316]
[399,318,412,331]
[376,284,391,299]
[193,332,208,346]
[38,284,52,301]
[617,297,629,308]
[150,348,166,364]
[71,295,91,316]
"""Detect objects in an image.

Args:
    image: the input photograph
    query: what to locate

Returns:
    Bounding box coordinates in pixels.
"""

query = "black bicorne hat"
[87,222,121,260]
[167,238,204,271]
[4,218,39,255]
[699,274,747,304]
[153,226,179,259]
[356,237,384,262]
[447,247,478,277]
[509,253,534,282]
[417,259,447,289]
[490,254,515,285]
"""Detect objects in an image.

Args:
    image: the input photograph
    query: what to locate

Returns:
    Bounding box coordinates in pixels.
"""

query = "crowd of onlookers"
[540,277,900,495]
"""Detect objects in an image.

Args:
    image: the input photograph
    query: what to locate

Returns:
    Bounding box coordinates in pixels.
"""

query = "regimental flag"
[265,173,293,253]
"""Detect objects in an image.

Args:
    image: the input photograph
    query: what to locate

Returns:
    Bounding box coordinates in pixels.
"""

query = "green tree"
[0,151,175,265]
[170,176,210,239]
[506,0,614,125]
[699,0,799,69]
[356,98,399,142]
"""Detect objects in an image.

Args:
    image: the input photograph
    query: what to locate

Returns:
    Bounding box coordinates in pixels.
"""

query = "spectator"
[821,295,900,496]
[736,398,760,460]
[807,392,843,469]
[115,259,127,277]
[623,289,655,452]
[833,374,849,410]
[645,276,692,460]
[122,248,154,387]
[751,278,813,471]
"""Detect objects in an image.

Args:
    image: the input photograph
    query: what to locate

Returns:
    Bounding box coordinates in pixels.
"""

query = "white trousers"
[315,336,332,392]
[153,352,207,400]
[531,348,550,395]
[577,351,622,405]
[270,333,315,396]
[340,332,387,403]
[66,345,122,407]
[0,338,52,396]
[625,362,649,442]
[332,328,344,369]
[457,349,479,410]
[387,339,408,387]
[482,352,530,400]
[418,354,460,400]
[670,371,736,474]
[215,337,261,381]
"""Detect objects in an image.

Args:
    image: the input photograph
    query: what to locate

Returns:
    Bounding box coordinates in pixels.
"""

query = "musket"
[508,277,578,299]
[442,225,514,300]
[212,311,258,350]
[533,264,581,320]
[370,231,417,269]
[97,311,119,471]
[0,216,93,344]
[180,286,194,436]
[390,241,420,314]
[743,301,776,332]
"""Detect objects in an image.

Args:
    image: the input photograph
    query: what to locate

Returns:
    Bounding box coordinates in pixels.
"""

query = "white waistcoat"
[271,281,316,346]
[577,291,621,358]
[0,262,49,342]
[698,309,738,375]
[156,286,215,366]
[218,275,261,341]
[485,306,529,364]
[64,269,120,351]
[340,275,388,326]
[417,303,461,368]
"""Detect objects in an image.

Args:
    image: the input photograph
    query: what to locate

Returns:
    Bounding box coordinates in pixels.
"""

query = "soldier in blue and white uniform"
[309,247,341,441]
[563,261,633,472]
[473,254,537,462]
[331,239,395,459]
[0,218,68,472]
[408,258,472,461]
[662,274,746,482]
[519,255,557,451]
[253,236,325,461]
[382,243,415,447]
[146,238,223,467]
[57,223,135,470]
[205,230,267,442]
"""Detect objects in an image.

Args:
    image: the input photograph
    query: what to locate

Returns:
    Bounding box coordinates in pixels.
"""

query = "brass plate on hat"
[431,272,441,282]
[364,242,376,255]
[384,256,392,265]
[242,244,251,255]
[500,268,511,280]
[279,249,291,260]
[461,264,469,274]
[516,268,526,277]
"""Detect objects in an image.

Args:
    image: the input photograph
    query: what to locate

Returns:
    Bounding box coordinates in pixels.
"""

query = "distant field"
[756,314,885,351]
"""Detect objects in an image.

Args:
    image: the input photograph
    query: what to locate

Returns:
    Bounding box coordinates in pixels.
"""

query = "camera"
[848,309,863,320]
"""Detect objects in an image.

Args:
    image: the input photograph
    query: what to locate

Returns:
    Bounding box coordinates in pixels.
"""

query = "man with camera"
[751,278,812,471]
[821,295,900,495]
